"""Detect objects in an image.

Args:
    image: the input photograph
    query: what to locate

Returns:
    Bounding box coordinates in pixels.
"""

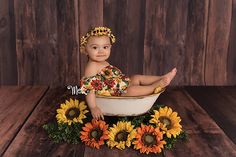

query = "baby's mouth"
[97,55,106,57]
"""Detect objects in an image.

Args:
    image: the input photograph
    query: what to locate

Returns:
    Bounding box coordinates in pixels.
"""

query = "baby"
[79,27,177,120]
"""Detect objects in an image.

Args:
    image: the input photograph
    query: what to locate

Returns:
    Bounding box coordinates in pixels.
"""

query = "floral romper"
[79,65,130,96]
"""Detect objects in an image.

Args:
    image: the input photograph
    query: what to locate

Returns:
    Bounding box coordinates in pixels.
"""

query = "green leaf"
[163,131,188,149]
[43,122,83,144]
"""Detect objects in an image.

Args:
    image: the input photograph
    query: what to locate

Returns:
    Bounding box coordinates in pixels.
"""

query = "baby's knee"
[125,87,137,96]
[130,75,142,81]
[130,75,142,85]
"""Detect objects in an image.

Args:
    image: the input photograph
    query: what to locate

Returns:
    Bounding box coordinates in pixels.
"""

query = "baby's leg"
[130,68,177,86]
[123,68,177,96]
[122,80,163,96]
[157,68,177,88]
[130,75,162,86]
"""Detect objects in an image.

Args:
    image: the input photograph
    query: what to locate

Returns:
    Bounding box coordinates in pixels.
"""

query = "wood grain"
[0,86,48,156]
[157,87,236,156]
[227,0,236,85]
[0,0,17,85]
[1,0,236,85]
[185,86,236,144]
[204,0,232,85]
[2,86,164,157]
[3,87,85,157]
[14,0,37,85]
[185,0,208,85]
[84,145,163,157]
[79,0,103,77]
[14,0,79,86]
[2,87,236,156]
[33,0,58,85]
[104,0,145,76]
[56,0,80,85]
[143,0,166,76]
[143,0,189,85]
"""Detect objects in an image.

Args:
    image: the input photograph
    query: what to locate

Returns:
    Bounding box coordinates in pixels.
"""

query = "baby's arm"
[86,92,104,120]
[84,63,104,120]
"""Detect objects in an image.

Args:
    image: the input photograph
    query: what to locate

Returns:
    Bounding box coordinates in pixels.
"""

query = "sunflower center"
[89,128,103,141]
[159,116,172,129]
[142,133,157,146]
[115,130,129,142]
[65,107,80,120]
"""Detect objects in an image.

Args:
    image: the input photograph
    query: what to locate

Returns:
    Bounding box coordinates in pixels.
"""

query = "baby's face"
[85,36,111,62]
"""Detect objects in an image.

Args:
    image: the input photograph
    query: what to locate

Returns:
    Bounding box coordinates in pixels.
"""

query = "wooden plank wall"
[228,0,236,85]
[0,0,17,84]
[0,0,235,86]
[14,0,80,86]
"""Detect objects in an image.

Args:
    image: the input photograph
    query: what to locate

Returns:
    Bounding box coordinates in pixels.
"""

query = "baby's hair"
[80,26,116,53]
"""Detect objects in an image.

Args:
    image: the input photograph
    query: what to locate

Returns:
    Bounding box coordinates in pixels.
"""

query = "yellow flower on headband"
[80,26,116,53]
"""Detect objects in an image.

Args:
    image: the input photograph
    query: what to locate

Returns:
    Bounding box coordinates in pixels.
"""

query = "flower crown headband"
[80,27,116,53]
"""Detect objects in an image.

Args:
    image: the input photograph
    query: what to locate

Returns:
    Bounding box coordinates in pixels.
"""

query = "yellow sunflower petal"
[56,99,88,125]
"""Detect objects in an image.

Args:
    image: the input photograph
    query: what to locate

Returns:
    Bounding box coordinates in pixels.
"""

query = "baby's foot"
[159,68,177,88]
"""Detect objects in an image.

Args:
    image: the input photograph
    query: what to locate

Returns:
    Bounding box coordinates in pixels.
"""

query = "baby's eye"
[92,46,97,50]
[104,45,111,49]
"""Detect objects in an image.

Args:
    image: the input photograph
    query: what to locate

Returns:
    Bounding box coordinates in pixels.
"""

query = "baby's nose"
[98,48,104,53]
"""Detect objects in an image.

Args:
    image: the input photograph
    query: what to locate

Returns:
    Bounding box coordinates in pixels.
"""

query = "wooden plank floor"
[0,86,236,157]
[0,86,48,156]
[185,86,236,145]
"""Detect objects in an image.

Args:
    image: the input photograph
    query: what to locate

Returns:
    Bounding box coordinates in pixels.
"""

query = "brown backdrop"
[0,0,235,86]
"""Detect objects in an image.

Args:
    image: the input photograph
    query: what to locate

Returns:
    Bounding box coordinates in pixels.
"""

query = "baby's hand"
[90,106,104,120]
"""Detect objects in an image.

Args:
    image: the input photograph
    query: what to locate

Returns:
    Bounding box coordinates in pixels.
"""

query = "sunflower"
[100,67,114,79]
[56,98,89,125]
[107,121,136,150]
[133,124,166,154]
[80,119,109,149]
[91,79,103,90]
[149,106,182,138]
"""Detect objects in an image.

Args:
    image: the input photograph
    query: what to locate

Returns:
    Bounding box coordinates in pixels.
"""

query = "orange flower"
[133,124,166,154]
[80,119,109,149]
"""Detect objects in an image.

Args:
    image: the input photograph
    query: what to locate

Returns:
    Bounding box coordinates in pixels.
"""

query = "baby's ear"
[80,46,86,54]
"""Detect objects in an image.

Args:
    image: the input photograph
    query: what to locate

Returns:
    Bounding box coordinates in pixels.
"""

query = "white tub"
[96,89,164,116]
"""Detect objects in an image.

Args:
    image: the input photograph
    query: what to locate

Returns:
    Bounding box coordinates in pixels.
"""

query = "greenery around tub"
[43,98,187,155]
